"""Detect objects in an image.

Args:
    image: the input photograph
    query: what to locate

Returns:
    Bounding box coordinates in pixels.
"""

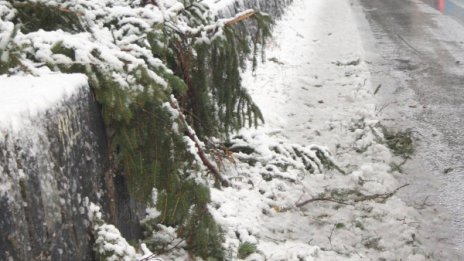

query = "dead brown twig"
[283,184,410,211]
[224,10,257,26]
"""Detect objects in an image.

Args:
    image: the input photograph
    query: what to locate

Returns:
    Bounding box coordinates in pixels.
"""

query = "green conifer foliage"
[0,0,273,258]
[148,2,272,138]
[0,25,19,75]
[11,1,85,33]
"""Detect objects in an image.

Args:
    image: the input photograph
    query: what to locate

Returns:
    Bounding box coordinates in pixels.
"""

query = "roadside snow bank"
[210,0,431,259]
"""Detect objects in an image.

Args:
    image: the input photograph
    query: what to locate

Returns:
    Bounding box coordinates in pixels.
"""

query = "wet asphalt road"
[353,0,464,258]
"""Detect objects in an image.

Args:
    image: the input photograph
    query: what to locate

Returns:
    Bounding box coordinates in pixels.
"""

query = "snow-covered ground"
[208,0,433,259]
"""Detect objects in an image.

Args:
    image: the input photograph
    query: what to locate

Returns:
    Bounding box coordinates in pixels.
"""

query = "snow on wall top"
[0,73,88,130]
[203,0,251,15]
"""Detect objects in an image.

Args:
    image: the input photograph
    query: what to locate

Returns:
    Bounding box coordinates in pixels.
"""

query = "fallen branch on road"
[282,184,410,211]
[295,196,351,208]
[353,184,409,203]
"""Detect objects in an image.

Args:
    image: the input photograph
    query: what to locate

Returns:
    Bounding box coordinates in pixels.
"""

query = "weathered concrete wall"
[0,82,145,261]
[0,84,109,260]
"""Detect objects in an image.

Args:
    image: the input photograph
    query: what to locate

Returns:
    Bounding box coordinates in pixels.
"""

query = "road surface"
[353,0,464,258]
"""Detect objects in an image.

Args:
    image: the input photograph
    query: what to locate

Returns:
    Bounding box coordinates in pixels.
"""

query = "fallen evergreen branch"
[237,242,257,259]
[226,129,345,175]
[379,125,415,158]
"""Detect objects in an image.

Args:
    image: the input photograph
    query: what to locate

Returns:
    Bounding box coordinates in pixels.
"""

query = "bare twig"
[373,84,382,95]
[328,224,336,247]
[138,254,163,261]
[353,184,409,203]
[391,157,409,173]
[376,102,395,113]
[286,184,410,211]
[224,10,257,26]
[295,197,352,208]
[264,236,286,243]
[161,238,186,254]
[414,195,433,210]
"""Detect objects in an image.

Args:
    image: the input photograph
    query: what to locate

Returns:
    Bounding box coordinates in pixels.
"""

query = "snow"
[94,224,137,261]
[141,189,161,223]
[203,0,248,15]
[87,200,138,261]
[0,0,178,95]
[0,0,439,259]
[207,0,431,259]
[0,73,88,131]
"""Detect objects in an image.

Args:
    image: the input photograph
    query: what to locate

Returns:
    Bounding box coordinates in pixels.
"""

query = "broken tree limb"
[353,183,409,203]
[284,184,410,211]
[295,197,352,208]
[166,9,258,38]
[224,10,257,26]
[185,128,230,187]
[170,97,230,188]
